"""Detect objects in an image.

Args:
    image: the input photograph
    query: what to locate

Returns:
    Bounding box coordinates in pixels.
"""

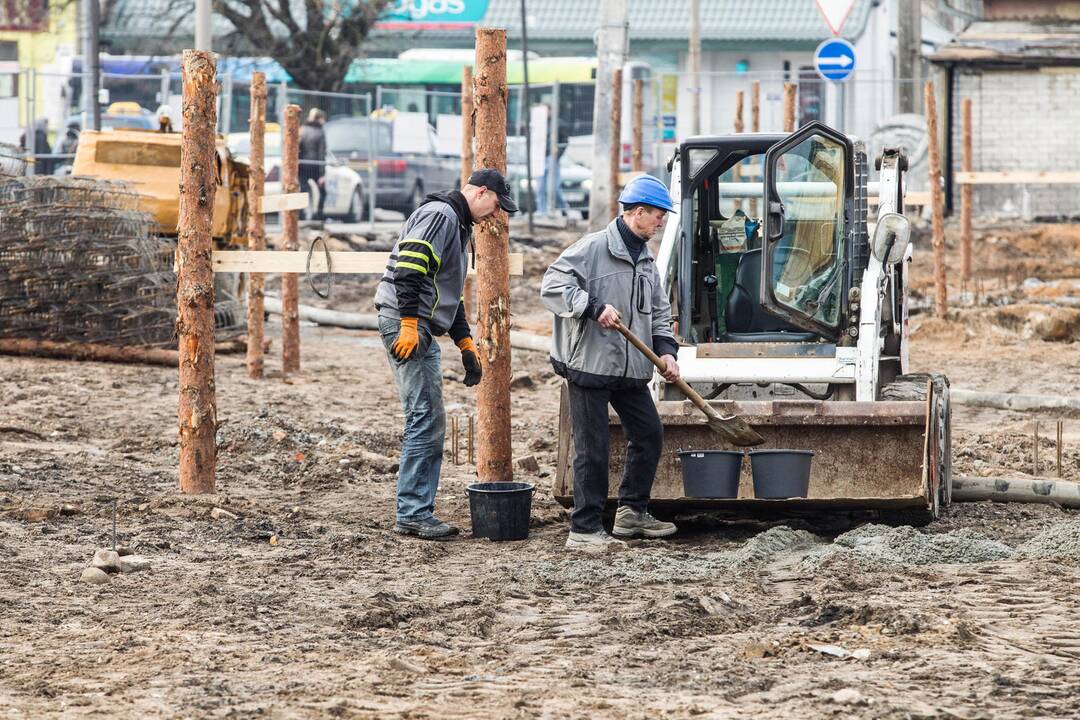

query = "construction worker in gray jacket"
[375,169,518,539]
[541,175,680,551]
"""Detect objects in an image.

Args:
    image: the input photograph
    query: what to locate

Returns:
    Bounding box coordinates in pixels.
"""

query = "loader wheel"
[881,373,952,516]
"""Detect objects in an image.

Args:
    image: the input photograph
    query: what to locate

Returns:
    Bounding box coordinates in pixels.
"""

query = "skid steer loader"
[555,121,951,523]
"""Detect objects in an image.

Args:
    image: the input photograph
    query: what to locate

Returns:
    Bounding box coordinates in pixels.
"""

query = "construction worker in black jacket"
[375,169,518,539]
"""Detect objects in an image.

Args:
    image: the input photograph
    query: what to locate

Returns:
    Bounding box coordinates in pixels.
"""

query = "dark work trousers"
[567,382,663,533]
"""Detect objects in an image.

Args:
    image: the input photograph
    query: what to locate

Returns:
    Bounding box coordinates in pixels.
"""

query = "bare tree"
[213,0,392,92]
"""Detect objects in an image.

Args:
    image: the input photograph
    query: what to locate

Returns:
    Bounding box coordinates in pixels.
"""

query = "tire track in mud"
[952,563,1080,663]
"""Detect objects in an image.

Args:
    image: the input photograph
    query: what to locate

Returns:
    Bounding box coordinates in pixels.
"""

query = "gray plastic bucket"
[749,450,815,499]
[677,449,743,498]
[466,482,535,541]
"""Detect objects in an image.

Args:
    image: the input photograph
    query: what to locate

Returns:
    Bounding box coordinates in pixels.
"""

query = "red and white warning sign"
[814,0,857,36]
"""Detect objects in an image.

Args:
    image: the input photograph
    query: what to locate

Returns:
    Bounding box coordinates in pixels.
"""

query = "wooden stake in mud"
[177,49,218,495]
[281,104,302,375]
[462,66,476,323]
[246,71,267,379]
[473,28,513,483]
[960,97,973,281]
[1034,420,1041,477]
[1057,419,1064,478]
[751,80,760,132]
[631,77,643,172]
[734,90,744,133]
[609,67,623,220]
[783,82,796,132]
[924,81,947,318]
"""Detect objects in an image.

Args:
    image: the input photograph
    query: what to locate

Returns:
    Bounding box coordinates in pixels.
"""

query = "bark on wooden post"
[473,28,513,483]
[608,67,622,220]
[177,49,218,494]
[734,90,744,133]
[925,81,947,318]
[631,77,643,172]
[245,71,267,379]
[281,103,301,375]
[960,97,973,281]
[462,66,475,322]
[783,82,796,132]
[751,80,760,132]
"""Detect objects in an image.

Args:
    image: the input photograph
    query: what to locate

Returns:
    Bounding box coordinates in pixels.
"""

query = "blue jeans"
[378,316,446,522]
[537,155,567,213]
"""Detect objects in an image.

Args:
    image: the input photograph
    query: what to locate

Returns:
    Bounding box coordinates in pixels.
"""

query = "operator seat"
[722,248,819,342]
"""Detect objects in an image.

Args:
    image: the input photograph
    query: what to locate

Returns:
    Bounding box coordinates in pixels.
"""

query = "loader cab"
[671,123,855,347]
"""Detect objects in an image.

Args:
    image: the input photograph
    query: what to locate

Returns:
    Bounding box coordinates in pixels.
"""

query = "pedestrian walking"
[299,108,328,218]
[541,175,680,551]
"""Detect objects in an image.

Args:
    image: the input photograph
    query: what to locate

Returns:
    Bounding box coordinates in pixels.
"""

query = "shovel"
[613,321,764,447]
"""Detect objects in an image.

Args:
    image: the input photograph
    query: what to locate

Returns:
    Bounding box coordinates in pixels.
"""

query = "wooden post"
[734,90,744,133]
[925,81,947,318]
[281,104,301,375]
[960,97,973,281]
[751,80,760,132]
[631,77,643,172]
[783,82,796,132]
[609,66,622,219]
[461,65,475,322]
[473,28,513,483]
[245,71,267,379]
[177,49,218,494]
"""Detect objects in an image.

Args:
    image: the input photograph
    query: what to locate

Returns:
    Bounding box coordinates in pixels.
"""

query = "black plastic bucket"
[466,482,535,541]
[677,449,743,498]
[749,450,815,499]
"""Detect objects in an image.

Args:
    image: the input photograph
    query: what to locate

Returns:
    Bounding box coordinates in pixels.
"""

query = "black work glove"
[457,337,483,387]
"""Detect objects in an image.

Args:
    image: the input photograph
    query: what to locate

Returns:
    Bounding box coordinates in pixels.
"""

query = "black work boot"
[394,516,461,540]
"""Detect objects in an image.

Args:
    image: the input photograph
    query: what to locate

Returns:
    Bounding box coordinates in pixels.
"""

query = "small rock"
[91,549,122,574]
[741,642,774,659]
[358,450,398,474]
[389,656,428,674]
[119,555,151,573]
[59,503,81,516]
[510,373,535,390]
[269,535,279,546]
[115,546,134,557]
[80,567,111,585]
[851,648,871,660]
[272,430,287,443]
[527,436,552,452]
[516,455,541,473]
[830,688,867,705]
[210,507,239,521]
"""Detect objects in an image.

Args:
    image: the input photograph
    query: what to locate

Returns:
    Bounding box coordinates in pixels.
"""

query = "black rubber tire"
[348,187,366,223]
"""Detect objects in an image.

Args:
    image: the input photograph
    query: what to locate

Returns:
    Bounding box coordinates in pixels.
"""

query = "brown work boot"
[612,506,676,539]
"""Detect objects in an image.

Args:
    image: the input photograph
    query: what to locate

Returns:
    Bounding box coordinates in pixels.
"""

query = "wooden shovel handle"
[612,321,730,421]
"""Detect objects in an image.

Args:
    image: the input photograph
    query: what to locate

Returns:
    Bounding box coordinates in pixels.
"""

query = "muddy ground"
[2,221,1080,718]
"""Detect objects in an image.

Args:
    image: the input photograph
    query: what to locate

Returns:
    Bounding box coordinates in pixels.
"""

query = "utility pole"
[195,0,212,52]
[246,72,267,380]
[925,81,946,318]
[177,50,218,494]
[608,67,622,219]
[631,77,643,171]
[588,0,627,229]
[897,0,922,114]
[461,65,475,321]
[520,0,534,232]
[688,0,701,136]
[81,0,100,131]
[281,104,301,376]
[473,28,513,483]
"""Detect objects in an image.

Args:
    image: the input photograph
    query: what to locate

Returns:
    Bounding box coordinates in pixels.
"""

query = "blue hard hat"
[618,174,677,214]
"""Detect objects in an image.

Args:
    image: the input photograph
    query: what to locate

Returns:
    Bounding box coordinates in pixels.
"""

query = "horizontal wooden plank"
[212,251,524,276]
[258,192,309,213]
[955,171,1080,185]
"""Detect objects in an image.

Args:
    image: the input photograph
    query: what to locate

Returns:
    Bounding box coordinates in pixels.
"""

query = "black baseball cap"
[468,168,518,214]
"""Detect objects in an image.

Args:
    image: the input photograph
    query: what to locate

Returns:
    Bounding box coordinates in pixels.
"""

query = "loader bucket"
[555,390,947,523]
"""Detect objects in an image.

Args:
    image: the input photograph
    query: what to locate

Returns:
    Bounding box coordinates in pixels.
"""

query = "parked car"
[66,102,158,132]
[226,131,367,222]
[324,117,459,214]
[505,136,591,218]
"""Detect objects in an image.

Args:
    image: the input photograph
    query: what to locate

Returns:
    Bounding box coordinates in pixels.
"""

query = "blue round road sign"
[814,38,856,82]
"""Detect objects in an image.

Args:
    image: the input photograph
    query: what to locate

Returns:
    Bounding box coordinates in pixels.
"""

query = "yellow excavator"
[555,121,951,524]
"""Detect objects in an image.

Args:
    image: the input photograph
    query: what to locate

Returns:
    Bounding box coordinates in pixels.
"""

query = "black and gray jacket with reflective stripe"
[374,199,471,339]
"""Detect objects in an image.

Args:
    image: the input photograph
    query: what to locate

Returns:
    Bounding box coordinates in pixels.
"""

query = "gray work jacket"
[540,219,677,388]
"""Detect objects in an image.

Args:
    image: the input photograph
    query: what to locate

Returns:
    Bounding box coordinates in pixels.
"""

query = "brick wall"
[950,67,1080,220]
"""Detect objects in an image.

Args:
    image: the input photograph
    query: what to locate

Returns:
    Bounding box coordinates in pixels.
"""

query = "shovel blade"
[707,413,765,446]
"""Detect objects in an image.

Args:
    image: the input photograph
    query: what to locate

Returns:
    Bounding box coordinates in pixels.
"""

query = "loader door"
[761,122,853,341]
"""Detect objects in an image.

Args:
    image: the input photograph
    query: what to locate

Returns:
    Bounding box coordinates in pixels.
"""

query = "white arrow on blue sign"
[814,38,856,82]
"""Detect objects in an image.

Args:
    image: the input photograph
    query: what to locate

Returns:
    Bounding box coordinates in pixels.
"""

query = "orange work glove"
[457,337,483,387]
[392,317,420,360]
